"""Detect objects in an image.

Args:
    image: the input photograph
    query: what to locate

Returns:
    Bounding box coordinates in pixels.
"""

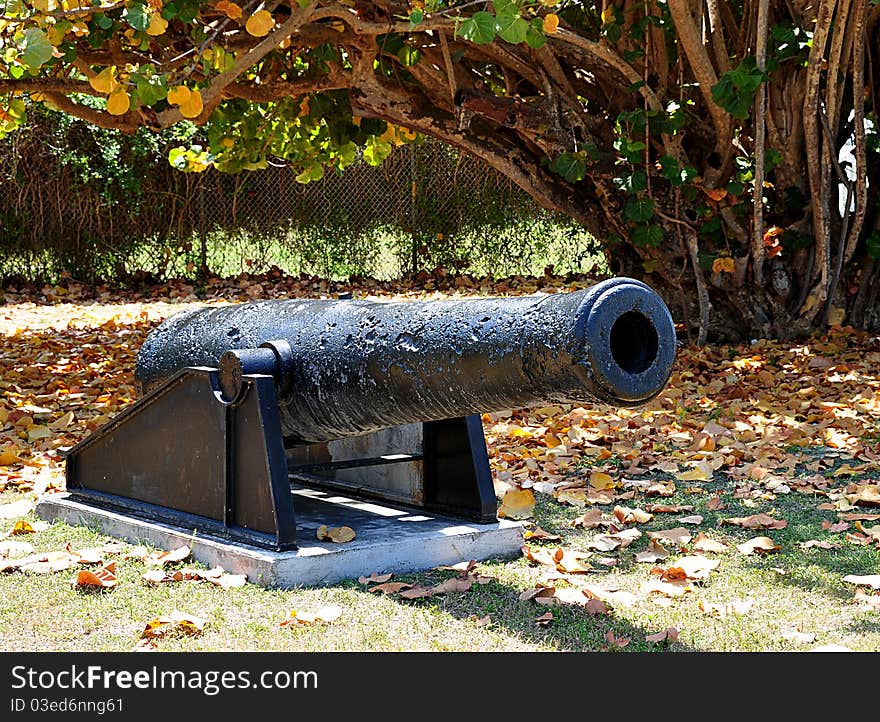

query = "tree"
[0,0,877,341]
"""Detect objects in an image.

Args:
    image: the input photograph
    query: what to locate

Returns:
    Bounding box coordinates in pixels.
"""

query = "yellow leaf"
[317,525,356,543]
[601,6,615,23]
[712,256,735,274]
[27,425,52,441]
[146,14,168,35]
[543,13,559,34]
[497,488,535,520]
[88,67,117,95]
[166,85,191,106]
[245,9,274,37]
[215,0,242,19]
[178,88,203,119]
[589,471,615,490]
[106,89,130,116]
[677,467,708,482]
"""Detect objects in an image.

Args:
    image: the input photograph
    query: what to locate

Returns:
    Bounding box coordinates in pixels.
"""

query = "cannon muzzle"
[135,277,676,444]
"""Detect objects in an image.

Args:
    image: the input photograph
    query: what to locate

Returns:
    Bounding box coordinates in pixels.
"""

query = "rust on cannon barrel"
[135,277,677,445]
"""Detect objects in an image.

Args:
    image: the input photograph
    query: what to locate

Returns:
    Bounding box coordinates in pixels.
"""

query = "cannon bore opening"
[609,311,659,375]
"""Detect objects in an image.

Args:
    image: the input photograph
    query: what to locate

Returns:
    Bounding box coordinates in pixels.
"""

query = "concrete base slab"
[35,488,524,588]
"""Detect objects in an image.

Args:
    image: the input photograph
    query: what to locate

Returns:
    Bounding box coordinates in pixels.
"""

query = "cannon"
[63,277,676,551]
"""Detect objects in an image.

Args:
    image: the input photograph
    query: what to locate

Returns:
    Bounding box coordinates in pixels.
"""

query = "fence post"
[410,144,418,277]
[198,180,208,280]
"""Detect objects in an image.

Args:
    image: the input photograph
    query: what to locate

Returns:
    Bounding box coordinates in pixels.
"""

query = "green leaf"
[124,1,151,31]
[134,69,168,106]
[458,11,497,44]
[615,170,647,193]
[549,152,586,183]
[624,196,654,222]
[20,29,54,71]
[397,45,421,67]
[525,17,546,49]
[710,57,766,120]
[632,224,663,247]
[409,8,424,25]
[497,15,528,44]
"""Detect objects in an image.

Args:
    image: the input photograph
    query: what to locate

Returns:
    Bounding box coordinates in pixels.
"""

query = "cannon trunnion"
[64,277,676,551]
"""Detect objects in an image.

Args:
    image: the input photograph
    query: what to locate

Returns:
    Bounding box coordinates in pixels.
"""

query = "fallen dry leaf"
[535,611,554,627]
[652,555,719,581]
[368,582,413,595]
[497,488,535,519]
[604,630,630,648]
[635,538,670,563]
[523,526,562,542]
[316,525,356,543]
[280,605,342,627]
[822,520,850,533]
[842,574,880,589]
[358,572,393,585]
[679,515,704,525]
[692,532,727,553]
[645,627,680,644]
[570,508,605,529]
[736,536,780,555]
[72,562,117,590]
[722,513,787,530]
[142,610,207,638]
[646,527,691,546]
[136,545,191,566]
[640,579,692,598]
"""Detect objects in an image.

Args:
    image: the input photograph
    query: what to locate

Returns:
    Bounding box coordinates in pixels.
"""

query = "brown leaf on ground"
[645,482,676,497]
[434,560,477,575]
[635,538,670,563]
[736,536,780,555]
[497,488,535,520]
[844,485,880,507]
[72,562,117,590]
[706,496,728,511]
[722,513,787,530]
[800,539,842,550]
[613,505,653,524]
[519,586,556,603]
[522,545,558,567]
[839,513,880,521]
[398,586,434,600]
[692,532,727,553]
[535,611,554,627]
[652,555,719,581]
[646,627,680,644]
[646,527,691,546]
[644,504,693,514]
[679,515,704,525]
[136,545,191,566]
[605,630,630,648]
[570,508,605,529]
[523,526,562,542]
[552,547,594,574]
[822,520,850,533]
[358,572,393,585]
[429,577,474,594]
[368,582,413,595]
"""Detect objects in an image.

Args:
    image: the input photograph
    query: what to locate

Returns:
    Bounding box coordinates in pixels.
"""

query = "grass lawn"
[1,273,879,652]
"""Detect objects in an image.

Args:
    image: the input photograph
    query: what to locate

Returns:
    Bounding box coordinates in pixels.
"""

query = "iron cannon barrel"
[134,277,676,444]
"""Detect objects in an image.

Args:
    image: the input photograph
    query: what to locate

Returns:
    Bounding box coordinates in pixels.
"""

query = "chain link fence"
[1,122,600,284]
